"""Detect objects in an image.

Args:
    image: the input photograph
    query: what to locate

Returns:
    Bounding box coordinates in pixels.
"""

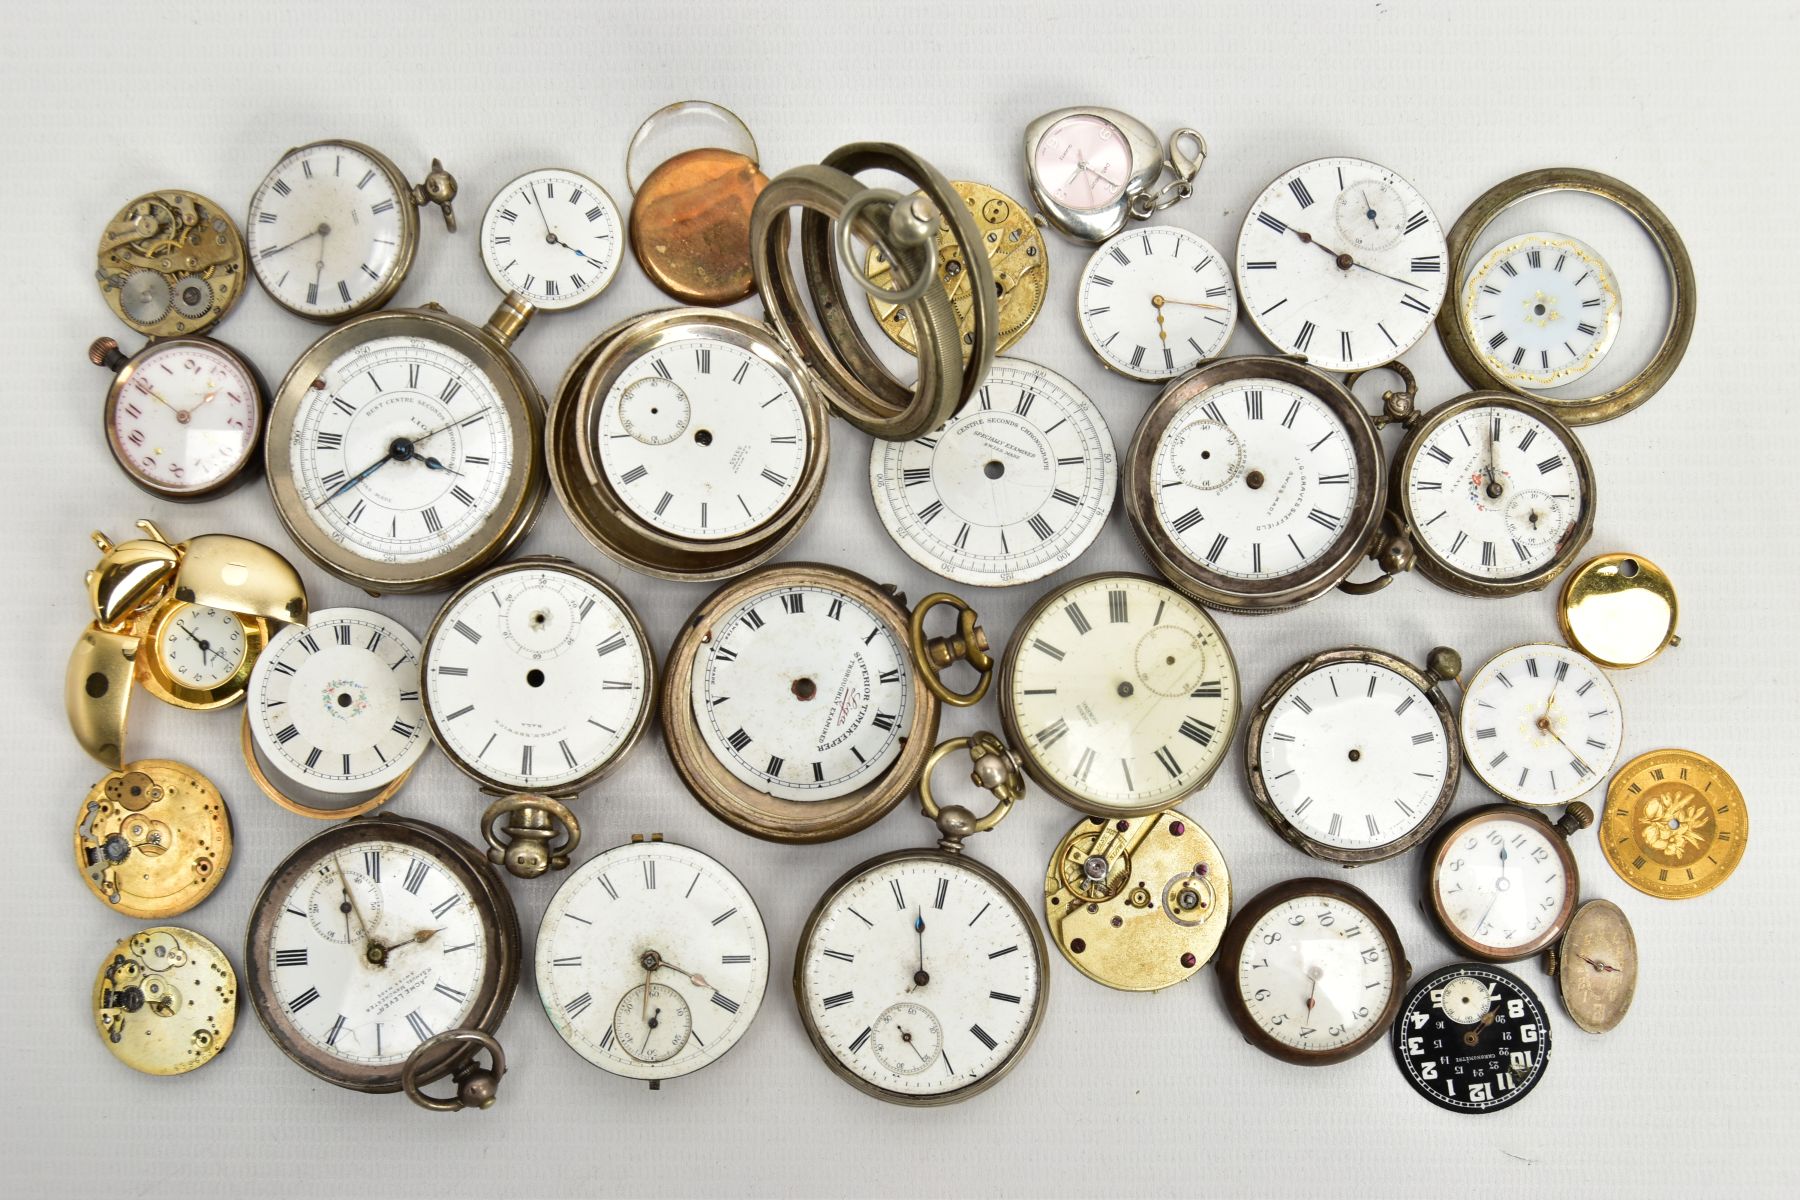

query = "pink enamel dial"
[1033,114,1130,212]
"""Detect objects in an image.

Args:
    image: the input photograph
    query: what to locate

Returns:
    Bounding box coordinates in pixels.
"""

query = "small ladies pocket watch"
[1235,156,1447,373]
[1217,878,1409,1066]
[1545,898,1636,1034]
[868,357,1116,587]
[1246,646,1462,864]
[1426,802,1591,961]
[75,760,231,919]
[66,520,308,768]
[794,733,1047,1106]
[93,927,237,1076]
[1043,810,1230,991]
[245,814,518,1113]
[1000,573,1239,817]
[536,834,768,1088]
[1460,643,1621,807]
[421,557,656,879]
[1600,749,1746,899]
[246,140,457,322]
[1123,356,1385,613]
[1076,224,1238,380]
[479,168,622,312]
[1023,107,1207,243]
[89,334,265,501]
[243,607,431,820]
[96,190,245,337]
[1393,962,1550,1114]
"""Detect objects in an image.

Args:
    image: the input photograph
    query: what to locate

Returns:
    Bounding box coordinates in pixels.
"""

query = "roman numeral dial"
[1459,231,1621,389]
[478,168,621,311]
[1460,643,1622,807]
[1075,225,1239,380]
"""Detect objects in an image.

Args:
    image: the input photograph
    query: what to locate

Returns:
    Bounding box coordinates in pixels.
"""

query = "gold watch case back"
[1559,552,1680,668]
[76,760,232,919]
[630,147,770,306]
[93,926,238,1076]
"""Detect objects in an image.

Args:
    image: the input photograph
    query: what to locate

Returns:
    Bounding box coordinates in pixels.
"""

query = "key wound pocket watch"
[1001,574,1238,817]
[242,607,431,820]
[421,558,656,880]
[1461,643,1621,807]
[75,760,231,919]
[1077,224,1238,380]
[536,834,768,1088]
[479,167,622,312]
[1123,356,1387,613]
[96,189,245,338]
[1217,878,1409,1066]
[1426,802,1592,962]
[1393,962,1550,1114]
[245,814,518,1113]
[868,357,1116,587]
[246,140,457,323]
[66,520,309,768]
[1246,646,1462,864]
[1023,107,1208,243]
[663,563,990,844]
[89,334,266,501]
[794,733,1047,1106]
[1236,156,1447,373]
[93,926,237,1076]
[1600,748,1746,899]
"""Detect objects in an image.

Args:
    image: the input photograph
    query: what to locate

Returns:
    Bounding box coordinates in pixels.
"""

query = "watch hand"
[1578,953,1621,974]
[314,450,393,508]
[1155,296,1230,312]
[1286,226,1429,292]
[419,455,465,476]
[1476,846,1509,931]
[1361,190,1379,227]
[913,908,928,988]
[650,957,712,991]
[1077,160,1123,190]
[530,182,554,240]
[371,927,443,954]
[1484,419,1504,500]
[257,225,326,260]
[331,855,374,948]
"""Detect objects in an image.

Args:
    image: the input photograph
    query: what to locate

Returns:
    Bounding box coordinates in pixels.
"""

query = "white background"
[6,1,1796,1196]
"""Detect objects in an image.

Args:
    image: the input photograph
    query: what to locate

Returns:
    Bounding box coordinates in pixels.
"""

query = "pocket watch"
[1236,156,1447,372]
[868,357,1116,587]
[625,101,769,306]
[246,140,457,322]
[1393,962,1550,1114]
[1023,107,1207,243]
[242,607,430,820]
[1600,749,1746,899]
[245,814,518,1112]
[421,557,656,879]
[794,733,1047,1106]
[1124,356,1385,612]
[1246,646,1462,864]
[93,926,237,1076]
[1217,878,1409,1066]
[1460,643,1621,807]
[1043,810,1230,991]
[1076,225,1238,380]
[536,834,768,1088]
[663,563,989,844]
[96,190,245,337]
[864,180,1046,356]
[1439,168,1695,424]
[89,334,265,501]
[1544,898,1636,1034]
[75,760,231,918]
[1426,802,1591,961]
[1000,573,1238,817]
[66,520,309,768]
[479,168,622,311]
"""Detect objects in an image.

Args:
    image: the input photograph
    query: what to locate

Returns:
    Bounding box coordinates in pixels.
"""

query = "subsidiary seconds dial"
[1393,963,1551,1114]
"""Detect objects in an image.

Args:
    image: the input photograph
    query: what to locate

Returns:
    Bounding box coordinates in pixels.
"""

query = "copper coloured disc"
[629,148,769,305]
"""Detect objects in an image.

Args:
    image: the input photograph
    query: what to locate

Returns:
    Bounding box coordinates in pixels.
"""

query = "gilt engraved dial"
[1078,226,1237,379]
[1463,232,1621,389]
[156,603,248,690]
[107,340,259,494]
[1234,890,1400,1056]
[247,142,407,320]
[481,168,621,310]
[1462,644,1621,806]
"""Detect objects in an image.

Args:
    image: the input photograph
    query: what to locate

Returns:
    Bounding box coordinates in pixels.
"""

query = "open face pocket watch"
[96,189,245,338]
[1023,107,1207,243]
[421,558,657,879]
[794,733,1047,1105]
[75,760,231,919]
[66,520,309,768]
[1460,642,1621,807]
[1393,962,1550,1114]
[1246,645,1462,864]
[89,334,265,501]
[1076,224,1239,380]
[663,563,990,844]
[245,814,518,1113]
[1426,801,1592,961]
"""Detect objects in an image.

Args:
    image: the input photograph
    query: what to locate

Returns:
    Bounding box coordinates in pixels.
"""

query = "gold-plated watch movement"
[96,190,246,338]
[93,926,237,1076]
[75,760,231,919]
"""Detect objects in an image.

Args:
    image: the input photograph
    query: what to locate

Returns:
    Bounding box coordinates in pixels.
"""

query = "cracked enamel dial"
[1462,232,1621,389]
[1078,226,1238,379]
[536,840,768,1082]
[423,562,653,793]
[1003,575,1238,816]
[481,168,621,310]
[1429,806,1579,960]
[1462,644,1621,806]
[247,142,409,320]
[1393,963,1550,1114]
[869,358,1115,586]
[1236,157,1446,371]
[103,339,261,497]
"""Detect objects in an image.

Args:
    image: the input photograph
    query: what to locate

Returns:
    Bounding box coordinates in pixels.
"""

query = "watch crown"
[1425,646,1462,684]
[1559,801,1595,837]
[89,336,122,368]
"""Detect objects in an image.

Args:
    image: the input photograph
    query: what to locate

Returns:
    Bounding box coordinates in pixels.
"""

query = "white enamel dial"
[1462,232,1621,389]
[596,336,808,540]
[249,608,428,793]
[692,584,912,802]
[1433,811,1576,954]
[536,841,768,1081]
[1256,658,1450,853]
[108,340,259,494]
[1404,402,1585,582]
[799,855,1042,1101]
[480,168,621,310]
[288,335,514,565]
[262,838,488,1066]
[1234,892,1400,1054]
[1078,226,1238,379]
[1007,576,1237,813]
[1461,643,1621,806]
[869,358,1115,586]
[1151,377,1359,581]
[1236,157,1447,371]
[247,142,408,319]
[155,603,248,689]
[424,563,652,793]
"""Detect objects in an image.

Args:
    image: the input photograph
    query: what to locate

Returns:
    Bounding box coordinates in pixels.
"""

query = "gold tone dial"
[76,760,232,919]
[92,927,237,1076]
[1601,749,1746,899]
